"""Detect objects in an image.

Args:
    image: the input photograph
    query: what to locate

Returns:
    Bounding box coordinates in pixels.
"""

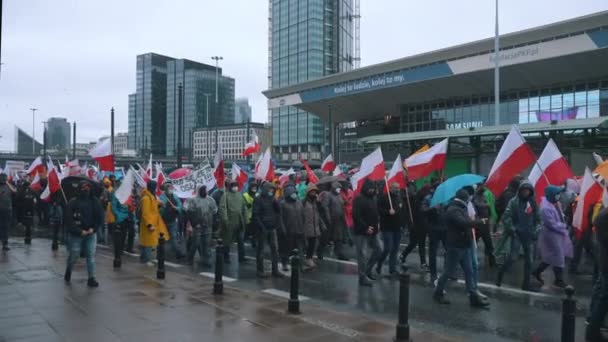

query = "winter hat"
[544,185,562,203]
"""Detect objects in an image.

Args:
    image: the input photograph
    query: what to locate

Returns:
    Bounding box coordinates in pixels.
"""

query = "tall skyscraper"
[166,59,235,157]
[46,117,71,150]
[268,0,358,162]
[235,98,252,124]
[127,53,235,157]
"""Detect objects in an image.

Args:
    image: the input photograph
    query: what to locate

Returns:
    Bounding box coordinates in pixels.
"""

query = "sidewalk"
[0,239,459,342]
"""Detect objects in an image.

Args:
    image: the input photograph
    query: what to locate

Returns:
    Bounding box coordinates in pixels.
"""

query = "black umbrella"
[316,176,349,192]
[61,176,102,201]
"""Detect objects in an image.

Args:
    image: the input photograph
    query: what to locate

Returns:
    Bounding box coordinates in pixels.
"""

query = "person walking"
[301,183,326,271]
[495,182,541,291]
[425,186,446,284]
[185,185,217,267]
[0,174,15,251]
[15,181,36,245]
[473,185,496,267]
[254,182,283,278]
[532,185,572,289]
[433,189,489,307]
[353,179,382,287]
[159,182,185,259]
[495,176,523,223]
[139,180,170,264]
[219,181,247,264]
[279,184,306,270]
[586,205,608,341]
[64,182,103,287]
[400,184,430,269]
[376,182,406,278]
[320,182,349,260]
[341,184,355,247]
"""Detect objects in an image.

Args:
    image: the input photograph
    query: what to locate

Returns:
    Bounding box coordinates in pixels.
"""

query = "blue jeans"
[66,233,97,278]
[166,220,184,257]
[140,247,153,263]
[97,223,106,244]
[471,238,479,285]
[587,272,608,339]
[434,247,477,298]
[377,230,402,274]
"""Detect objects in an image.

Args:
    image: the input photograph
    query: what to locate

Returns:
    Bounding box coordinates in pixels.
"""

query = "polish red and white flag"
[351,147,385,193]
[26,156,45,176]
[301,159,319,184]
[278,168,296,187]
[155,163,166,196]
[213,147,225,188]
[529,139,574,202]
[231,163,249,191]
[89,139,114,172]
[255,148,275,182]
[30,172,42,191]
[145,154,153,179]
[321,154,336,173]
[242,132,260,157]
[404,138,448,181]
[486,126,536,196]
[40,160,61,201]
[386,154,406,190]
[573,168,603,238]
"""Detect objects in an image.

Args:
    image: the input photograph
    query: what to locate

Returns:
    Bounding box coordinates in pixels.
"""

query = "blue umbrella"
[430,174,486,207]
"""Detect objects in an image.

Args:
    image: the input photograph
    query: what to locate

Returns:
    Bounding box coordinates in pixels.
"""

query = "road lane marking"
[262,288,309,301]
[199,272,236,282]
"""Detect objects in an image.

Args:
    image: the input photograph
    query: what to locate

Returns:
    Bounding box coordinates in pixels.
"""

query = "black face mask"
[199,188,207,198]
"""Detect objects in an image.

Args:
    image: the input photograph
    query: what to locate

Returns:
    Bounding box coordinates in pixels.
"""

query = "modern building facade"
[192,123,272,162]
[235,98,252,124]
[14,126,42,155]
[127,93,137,150]
[113,133,128,154]
[265,11,608,174]
[268,0,359,162]
[46,117,70,150]
[166,59,235,157]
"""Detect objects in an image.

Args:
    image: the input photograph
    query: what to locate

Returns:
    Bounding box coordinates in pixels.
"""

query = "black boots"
[87,278,99,288]
[64,269,71,282]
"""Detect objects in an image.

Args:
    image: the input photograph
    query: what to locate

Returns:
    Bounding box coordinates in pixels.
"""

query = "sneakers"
[554,280,568,289]
[64,269,72,282]
[366,272,378,281]
[359,277,373,287]
[433,294,450,305]
[87,278,99,288]
[531,270,545,286]
[469,296,490,308]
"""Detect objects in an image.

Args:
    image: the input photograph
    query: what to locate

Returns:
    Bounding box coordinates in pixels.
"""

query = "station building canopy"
[263,11,608,125]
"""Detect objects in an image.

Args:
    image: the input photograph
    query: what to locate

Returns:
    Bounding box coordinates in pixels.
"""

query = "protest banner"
[171,162,217,198]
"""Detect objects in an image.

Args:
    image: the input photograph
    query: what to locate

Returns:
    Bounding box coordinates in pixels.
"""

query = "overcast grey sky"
[0,0,606,151]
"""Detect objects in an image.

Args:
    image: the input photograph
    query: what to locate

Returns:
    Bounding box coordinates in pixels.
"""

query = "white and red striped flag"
[404,138,448,181]
[301,159,319,184]
[486,126,536,196]
[573,168,603,239]
[213,147,225,188]
[232,163,249,191]
[155,163,165,196]
[321,154,336,173]
[26,156,45,176]
[40,160,61,201]
[255,148,275,182]
[529,139,574,202]
[30,172,42,191]
[387,154,406,190]
[242,132,260,157]
[351,147,385,194]
[89,139,114,172]
[145,154,153,179]
[279,168,296,187]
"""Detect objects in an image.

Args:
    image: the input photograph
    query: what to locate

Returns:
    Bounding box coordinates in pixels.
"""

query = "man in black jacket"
[587,206,608,341]
[353,179,381,286]
[433,189,489,307]
[64,182,104,288]
[376,182,405,277]
[253,182,284,278]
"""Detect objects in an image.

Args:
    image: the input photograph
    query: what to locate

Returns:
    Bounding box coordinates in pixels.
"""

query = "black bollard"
[156,233,166,279]
[288,249,301,314]
[113,225,122,268]
[561,286,576,342]
[395,268,412,342]
[213,239,224,295]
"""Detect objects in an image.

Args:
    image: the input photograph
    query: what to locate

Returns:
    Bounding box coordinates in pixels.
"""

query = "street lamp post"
[211,56,223,153]
[30,108,38,155]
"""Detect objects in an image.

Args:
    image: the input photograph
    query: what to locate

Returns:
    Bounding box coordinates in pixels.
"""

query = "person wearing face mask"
[219,181,247,264]
[253,182,284,278]
[64,182,104,287]
[433,189,489,307]
[352,179,382,287]
[138,180,170,264]
[185,185,217,267]
[159,182,185,259]
[495,182,541,291]
[376,182,406,278]
[243,182,258,247]
[319,182,349,261]
[532,185,572,289]
[278,184,305,270]
[301,183,325,271]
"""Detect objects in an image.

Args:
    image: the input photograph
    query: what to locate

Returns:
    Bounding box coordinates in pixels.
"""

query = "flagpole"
[384,176,394,211]
[515,126,551,185]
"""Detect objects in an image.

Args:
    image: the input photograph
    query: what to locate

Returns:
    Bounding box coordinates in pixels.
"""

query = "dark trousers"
[306,237,317,259]
[50,222,62,249]
[224,226,245,262]
[318,227,345,258]
[113,221,127,262]
[587,273,608,340]
[377,230,402,274]
[401,226,427,265]
[0,208,10,245]
[124,219,135,252]
[533,262,564,282]
[475,223,494,257]
[498,230,533,289]
[429,229,447,280]
[570,226,595,272]
[256,229,279,274]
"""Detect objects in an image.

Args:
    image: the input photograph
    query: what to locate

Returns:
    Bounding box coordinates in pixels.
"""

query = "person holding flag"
[376,182,406,278]
[353,179,382,287]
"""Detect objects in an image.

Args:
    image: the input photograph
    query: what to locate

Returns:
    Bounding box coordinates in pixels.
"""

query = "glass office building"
[166,59,235,157]
[269,0,356,162]
[46,117,71,150]
[127,93,136,150]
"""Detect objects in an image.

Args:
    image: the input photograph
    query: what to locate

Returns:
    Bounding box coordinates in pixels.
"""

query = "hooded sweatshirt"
[253,182,279,231]
[503,182,541,235]
[352,179,379,236]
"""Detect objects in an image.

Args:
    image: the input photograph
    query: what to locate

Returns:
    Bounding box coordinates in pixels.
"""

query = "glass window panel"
[575,91,587,107]
[540,95,551,110]
[551,94,562,110]
[563,92,574,109]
